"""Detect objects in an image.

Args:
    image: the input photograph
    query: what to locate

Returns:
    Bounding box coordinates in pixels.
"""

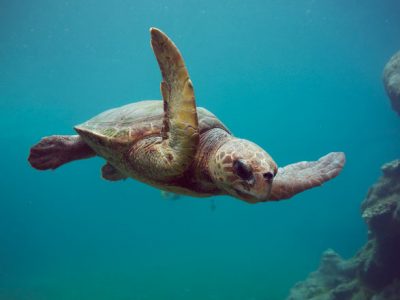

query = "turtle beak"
[252,172,273,201]
[233,173,273,203]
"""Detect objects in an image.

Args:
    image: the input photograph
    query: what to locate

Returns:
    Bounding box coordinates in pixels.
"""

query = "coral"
[287,160,400,300]
[383,51,400,115]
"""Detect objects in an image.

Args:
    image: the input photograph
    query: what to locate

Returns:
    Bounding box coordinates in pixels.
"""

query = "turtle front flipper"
[151,28,199,165]
[269,152,345,201]
[150,28,198,146]
[129,28,199,180]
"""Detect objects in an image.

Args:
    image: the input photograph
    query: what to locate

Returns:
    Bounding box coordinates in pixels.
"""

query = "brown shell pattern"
[75,100,230,147]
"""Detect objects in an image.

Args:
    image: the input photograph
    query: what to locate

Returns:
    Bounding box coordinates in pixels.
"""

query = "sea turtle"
[28,28,345,204]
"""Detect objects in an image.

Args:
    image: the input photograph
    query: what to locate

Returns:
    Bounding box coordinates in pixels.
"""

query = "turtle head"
[210,138,278,203]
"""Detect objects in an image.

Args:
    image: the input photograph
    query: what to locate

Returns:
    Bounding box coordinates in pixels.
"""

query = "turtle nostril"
[263,172,274,181]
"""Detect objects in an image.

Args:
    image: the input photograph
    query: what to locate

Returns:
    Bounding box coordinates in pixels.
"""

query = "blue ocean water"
[1,1,400,299]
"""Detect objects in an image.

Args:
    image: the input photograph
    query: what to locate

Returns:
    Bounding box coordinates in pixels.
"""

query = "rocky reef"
[383,51,400,115]
[286,160,400,300]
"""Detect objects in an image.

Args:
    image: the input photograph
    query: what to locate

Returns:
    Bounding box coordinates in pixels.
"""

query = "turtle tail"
[28,135,96,170]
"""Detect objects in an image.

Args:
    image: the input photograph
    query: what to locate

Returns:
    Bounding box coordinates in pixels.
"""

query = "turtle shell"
[74,100,230,159]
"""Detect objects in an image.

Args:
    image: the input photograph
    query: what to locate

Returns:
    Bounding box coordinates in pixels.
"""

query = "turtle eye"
[233,159,253,181]
[263,172,274,181]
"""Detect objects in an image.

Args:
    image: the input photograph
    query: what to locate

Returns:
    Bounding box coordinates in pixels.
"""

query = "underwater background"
[1,1,400,299]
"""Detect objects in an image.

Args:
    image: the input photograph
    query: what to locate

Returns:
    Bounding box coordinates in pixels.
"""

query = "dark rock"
[383,51,400,115]
[373,279,400,300]
[286,160,400,300]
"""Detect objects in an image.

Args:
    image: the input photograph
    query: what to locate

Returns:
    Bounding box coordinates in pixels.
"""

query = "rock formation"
[286,160,400,300]
[383,51,400,115]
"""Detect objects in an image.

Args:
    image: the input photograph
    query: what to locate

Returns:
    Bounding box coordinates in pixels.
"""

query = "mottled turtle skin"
[28,28,345,204]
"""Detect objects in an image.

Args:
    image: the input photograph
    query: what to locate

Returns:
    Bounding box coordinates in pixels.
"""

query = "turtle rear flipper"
[101,162,127,181]
[28,135,95,170]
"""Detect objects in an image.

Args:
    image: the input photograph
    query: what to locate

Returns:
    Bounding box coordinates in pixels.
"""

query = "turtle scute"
[75,100,230,149]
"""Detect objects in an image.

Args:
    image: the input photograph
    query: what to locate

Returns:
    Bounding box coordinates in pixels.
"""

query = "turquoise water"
[1,1,400,299]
